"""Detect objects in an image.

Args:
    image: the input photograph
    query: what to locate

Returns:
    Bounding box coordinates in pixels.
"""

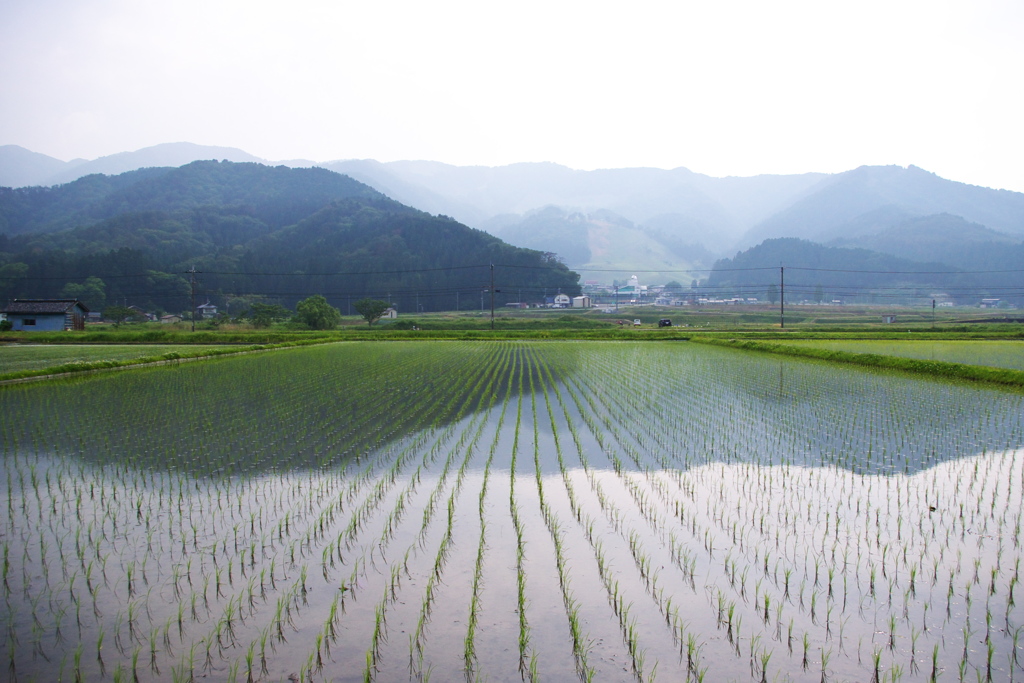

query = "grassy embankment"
[689,336,1024,391]
[2,307,1021,386]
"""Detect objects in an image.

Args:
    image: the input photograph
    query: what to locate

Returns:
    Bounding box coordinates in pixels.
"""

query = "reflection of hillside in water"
[629,344,1024,476]
[1,341,1018,480]
[0,342,581,479]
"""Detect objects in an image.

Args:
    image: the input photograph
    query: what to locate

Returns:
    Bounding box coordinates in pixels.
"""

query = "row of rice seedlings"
[506,351,534,678]
[251,343,514,680]
[400,345,517,680]
[526,350,596,681]
[358,347,517,569]
[461,348,514,678]
[534,346,695,681]
[553,348,771,674]
[0,342,512,680]
[547,342,1023,680]
[364,343,517,680]
[307,349,511,681]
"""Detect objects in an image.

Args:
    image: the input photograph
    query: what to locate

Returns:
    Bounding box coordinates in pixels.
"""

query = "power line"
[4,260,1024,281]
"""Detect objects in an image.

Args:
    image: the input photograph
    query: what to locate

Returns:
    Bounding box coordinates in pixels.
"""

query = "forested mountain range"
[743,165,1024,245]
[3,143,1023,303]
[0,161,580,315]
[707,237,1024,306]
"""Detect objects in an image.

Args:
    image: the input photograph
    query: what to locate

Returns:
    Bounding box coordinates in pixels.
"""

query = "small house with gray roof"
[1,299,89,331]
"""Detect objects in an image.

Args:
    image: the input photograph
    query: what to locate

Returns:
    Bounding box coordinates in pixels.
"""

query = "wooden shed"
[2,299,89,331]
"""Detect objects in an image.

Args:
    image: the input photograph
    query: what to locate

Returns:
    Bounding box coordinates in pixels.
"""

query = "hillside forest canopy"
[0,161,581,316]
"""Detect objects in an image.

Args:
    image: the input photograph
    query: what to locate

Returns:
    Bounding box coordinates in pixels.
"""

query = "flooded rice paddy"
[1,341,1022,682]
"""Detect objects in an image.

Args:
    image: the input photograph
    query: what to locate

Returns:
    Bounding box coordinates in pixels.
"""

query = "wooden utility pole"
[780,266,785,329]
[188,266,198,332]
[490,263,495,330]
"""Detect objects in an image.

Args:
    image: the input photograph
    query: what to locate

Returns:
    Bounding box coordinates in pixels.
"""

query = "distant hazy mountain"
[743,165,1024,247]
[0,145,86,187]
[0,161,580,313]
[6,143,1024,286]
[43,143,265,186]
[322,159,825,250]
[490,206,715,282]
[0,142,265,189]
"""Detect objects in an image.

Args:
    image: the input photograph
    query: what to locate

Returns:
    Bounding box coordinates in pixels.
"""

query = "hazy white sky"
[2,0,1023,191]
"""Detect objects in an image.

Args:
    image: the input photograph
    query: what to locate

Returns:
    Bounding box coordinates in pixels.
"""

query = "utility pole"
[932,299,936,327]
[614,285,619,311]
[490,263,495,330]
[188,266,198,333]
[780,266,785,329]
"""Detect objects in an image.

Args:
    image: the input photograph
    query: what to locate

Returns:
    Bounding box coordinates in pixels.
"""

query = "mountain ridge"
[4,143,1024,289]
[0,161,581,315]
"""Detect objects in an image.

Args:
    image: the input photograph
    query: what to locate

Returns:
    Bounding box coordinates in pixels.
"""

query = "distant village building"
[552,294,571,308]
[616,275,647,303]
[1,299,88,331]
[128,305,157,322]
[160,314,183,324]
[381,307,398,319]
[196,301,218,319]
[571,295,591,308]
[882,315,897,324]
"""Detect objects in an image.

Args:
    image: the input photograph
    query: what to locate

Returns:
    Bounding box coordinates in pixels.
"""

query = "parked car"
[658,318,672,327]
[633,319,642,326]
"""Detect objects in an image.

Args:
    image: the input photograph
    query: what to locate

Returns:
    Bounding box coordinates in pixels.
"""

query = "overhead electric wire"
[786,266,1024,275]
[4,262,1024,281]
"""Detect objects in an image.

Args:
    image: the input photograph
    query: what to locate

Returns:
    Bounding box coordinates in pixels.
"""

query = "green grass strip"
[0,338,336,385]
[689,335,1024,391]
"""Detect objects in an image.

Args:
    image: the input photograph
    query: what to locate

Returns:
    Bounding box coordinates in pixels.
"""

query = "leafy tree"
[766,284,779,305]
[248,302,291,328]
[103,305,143,328]
[354,298,391,327]
[295,295,341,330]
[61,276,107,311]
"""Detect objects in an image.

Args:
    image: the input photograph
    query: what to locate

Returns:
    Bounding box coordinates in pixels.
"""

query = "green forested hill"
[0,161,580,315]
[0,167,173,235]
[706,238,994,305]
[0,161,381,236]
